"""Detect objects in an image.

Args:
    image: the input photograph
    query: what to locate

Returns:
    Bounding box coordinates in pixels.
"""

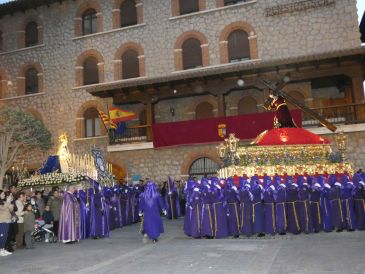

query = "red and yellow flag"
[98,110,117,129]
[109,107,136,123]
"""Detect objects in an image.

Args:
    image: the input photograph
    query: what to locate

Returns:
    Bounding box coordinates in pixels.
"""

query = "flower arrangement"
[18,172,87,188]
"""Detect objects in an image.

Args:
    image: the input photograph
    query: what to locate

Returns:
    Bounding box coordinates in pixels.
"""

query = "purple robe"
[297,187,311,234]
[340,183,356,230]
[329,186,345,230]
[78,190,89,239]
[120,188,129,226]
[102,196,110,237]
[211,188,229,239]
[224,187,241,237]
[353,185,365,230]
[238,187,253,236]
[139,182,165,240]
[252,185,265,234]
[309,187,322,233]
[59,191,81,242]
[275,185,287,234]
[189,189,202,238]
[88,189,103,238]
[263,188,276,235]
[321,187,333,232]
[200,189,214,238]
[112,193,123,228]
[183,182,195,236]
[286,186,300,234]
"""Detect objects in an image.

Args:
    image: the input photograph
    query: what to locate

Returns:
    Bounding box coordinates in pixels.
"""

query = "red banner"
[152,110,302,148]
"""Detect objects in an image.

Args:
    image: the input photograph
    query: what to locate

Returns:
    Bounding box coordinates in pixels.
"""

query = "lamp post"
[335,131,348,162]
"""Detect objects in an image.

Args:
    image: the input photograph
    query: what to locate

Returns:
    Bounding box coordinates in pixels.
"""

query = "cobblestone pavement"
[1,218,365,274]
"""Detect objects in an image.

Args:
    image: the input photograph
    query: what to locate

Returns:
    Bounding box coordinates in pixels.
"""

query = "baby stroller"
[32,219,58,243]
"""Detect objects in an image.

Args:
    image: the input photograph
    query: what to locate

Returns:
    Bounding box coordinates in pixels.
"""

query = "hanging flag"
[98,110,117,129]
[109,107,136,123]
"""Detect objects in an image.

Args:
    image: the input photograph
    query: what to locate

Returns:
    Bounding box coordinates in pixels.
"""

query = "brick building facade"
[0,0,364,182]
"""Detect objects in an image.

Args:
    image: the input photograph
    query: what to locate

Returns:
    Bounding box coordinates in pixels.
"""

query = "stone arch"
[188,96,218,118]
[0,68,8,99]
[17,62,44,96]
[75,100,107,138]
[113,42,145,80]
[75,49,105,86]
[237,96,258,115]
[219,21,258,63]
[287,90,306,109]
[181,151,220,177]
[174,30,209,70]
[112,0,143,29]
[171,0,206,17]
[74,0,103,36]
[18,16,43,48]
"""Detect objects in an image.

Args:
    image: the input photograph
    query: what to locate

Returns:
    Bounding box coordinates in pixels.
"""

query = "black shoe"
[336,229,343,232]
[6,247,14,253]
[152,239,158,243]
[257,233,265,237]
[279,232,286,235]
[233,235,239,239]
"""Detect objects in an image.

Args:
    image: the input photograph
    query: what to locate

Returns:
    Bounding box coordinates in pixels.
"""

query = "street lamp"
[216,142,226,159]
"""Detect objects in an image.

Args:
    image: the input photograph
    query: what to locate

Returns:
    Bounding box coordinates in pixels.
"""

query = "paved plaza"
[1,218,365,274]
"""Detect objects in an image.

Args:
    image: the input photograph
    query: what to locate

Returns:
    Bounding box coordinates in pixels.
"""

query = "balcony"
[302,103,365,127]
[107,103,365,149]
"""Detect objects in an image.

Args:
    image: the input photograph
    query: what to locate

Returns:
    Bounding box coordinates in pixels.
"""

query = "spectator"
[35,191,45,216]
[0,190,13,256]
[4,192,17,253]
[15,192,26,249]
[23,204,35,249]
[42,205,54,243]
[47,190,62,237]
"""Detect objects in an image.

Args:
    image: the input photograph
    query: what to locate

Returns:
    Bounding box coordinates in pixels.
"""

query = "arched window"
[83,57,99,85]
[224,0,245,6]
[84,108,101,137]
[182,38,202,70]
[287,91,305,109]
[195,102,213,119]
[238,97,257,115]
[189,157,219,178]
[82,9,97,35]
[179,0,199,15]
[120,0,137,27]
[25,68,38,94]
[228,30,250,62]
[122,49,139,79]
[25,22,38,47]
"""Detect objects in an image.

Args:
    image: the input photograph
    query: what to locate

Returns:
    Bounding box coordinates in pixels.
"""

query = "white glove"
[163,210,167,216]
[139,212,143,217]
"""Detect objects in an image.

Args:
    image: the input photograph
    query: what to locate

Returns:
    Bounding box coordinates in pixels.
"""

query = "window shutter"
[228,30,250,62]
[182,38,202,70]
[83,57,99,85]
[25,68,38,94]
[179,0,199,15]
[25,22,38,47]
[120,0,138,27]
[122,50,139,79]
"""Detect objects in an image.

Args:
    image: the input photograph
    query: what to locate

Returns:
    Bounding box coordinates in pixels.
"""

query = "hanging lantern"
[216,143,227,159]
[226,133,239,153]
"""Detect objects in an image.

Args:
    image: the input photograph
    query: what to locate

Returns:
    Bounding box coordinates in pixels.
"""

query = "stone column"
[17,30,25,49]
[16,77,25,96]
[97,62,104,83]
[0,79,8,98]
[37,25,43,44]
[219,40,228,64]
[217,93,226,117]
[75,66,83,86]
[146,100,153,141]
[248,32,258,59]
[171,0,179,16]
[174,48,182,70]
[113,59,122,80]
[96,12,103,33]
[112,9,120,29]
[136,1,143,24]
[201,44,209,66]
[74,17,82,36]
[138,55,145,76]
[37,73,43,93]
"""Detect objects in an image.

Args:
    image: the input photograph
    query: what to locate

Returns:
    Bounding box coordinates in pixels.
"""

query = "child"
[42,205,54,243]
[23,203,35,249]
